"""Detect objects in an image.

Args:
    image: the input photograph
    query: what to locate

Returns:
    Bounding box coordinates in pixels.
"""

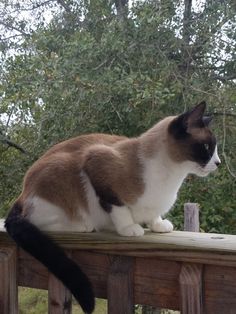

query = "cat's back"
[42,133,127,158]
[24,133,127,189]
[21,133,127,206]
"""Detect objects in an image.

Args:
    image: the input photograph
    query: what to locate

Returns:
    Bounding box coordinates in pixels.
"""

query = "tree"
[0,0,235,233]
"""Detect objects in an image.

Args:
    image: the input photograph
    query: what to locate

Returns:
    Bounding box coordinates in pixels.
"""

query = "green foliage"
[19,288,108,314]
[19,288,177,313]
[0,0,235,233]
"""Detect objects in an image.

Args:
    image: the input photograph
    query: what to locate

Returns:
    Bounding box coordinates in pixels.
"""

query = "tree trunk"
[114,0,128,21]
[183,0,192,47]
[180,0,193,104]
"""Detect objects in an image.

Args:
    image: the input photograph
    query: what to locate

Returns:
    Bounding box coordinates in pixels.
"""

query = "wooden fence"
[0,203,236,314]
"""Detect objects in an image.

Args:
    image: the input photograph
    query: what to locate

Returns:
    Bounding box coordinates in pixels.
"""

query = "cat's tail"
[4,201,95,314]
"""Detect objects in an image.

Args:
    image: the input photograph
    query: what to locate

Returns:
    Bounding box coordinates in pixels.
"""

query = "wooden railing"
[0,205,236,314]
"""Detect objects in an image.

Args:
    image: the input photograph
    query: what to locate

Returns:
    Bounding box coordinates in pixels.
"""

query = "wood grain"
[48,274,72,314]
[107,256,134,314]
[184,203,200,232]
[179,263,203,314]
[135,258,180,309]
[1,219,236,257]
[204,265,236,314]
[72,251,110,299]
[18,249,48,290]
[0,246,18,314]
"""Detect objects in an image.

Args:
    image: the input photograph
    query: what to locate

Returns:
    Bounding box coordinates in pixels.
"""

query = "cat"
[5,101,220,313]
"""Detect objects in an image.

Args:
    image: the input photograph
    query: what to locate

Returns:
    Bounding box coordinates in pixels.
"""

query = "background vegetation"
[19,288,179,313]
[0,0,235,235]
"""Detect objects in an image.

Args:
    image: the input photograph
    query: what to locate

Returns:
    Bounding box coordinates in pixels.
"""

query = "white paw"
[151,219,173,233]
[118,224,145,237]
[76,221,94,233]
[78,225,94,233]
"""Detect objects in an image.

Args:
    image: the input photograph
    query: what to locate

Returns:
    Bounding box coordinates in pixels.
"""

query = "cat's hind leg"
[27,196,94,232]
[110,205,144,237]
[150,216,173,233]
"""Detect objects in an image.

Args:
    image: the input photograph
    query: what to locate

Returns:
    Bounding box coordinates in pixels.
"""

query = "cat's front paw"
[151,218,173,233]
[118,224,144,237]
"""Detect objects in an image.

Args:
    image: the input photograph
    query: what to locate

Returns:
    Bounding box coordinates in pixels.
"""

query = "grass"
[19,288,107,314]
[19,288,180,314]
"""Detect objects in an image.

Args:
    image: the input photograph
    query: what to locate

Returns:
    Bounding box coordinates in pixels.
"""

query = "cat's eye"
[204,143,210,151]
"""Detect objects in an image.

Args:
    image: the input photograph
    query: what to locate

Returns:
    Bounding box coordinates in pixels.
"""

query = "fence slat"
[0,246,18,314]
[179,263,203,314]
[107,256,134,314]
[179,203,202,314]
[48,273,72,314]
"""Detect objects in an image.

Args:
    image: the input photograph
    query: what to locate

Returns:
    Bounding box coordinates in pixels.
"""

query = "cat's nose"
[215,160,221,167]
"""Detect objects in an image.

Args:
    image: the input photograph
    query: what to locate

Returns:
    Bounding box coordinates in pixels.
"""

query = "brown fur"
[84,138,144,205]
[20,134,127,217]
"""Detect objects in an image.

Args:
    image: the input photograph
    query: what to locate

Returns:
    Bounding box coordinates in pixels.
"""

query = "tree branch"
[0,130,28,155]
[0,21,29,36]
[210,74,236,82]
[5,0,55,14]
[1,138,28,154]
[213,112,236,118]
[56,0,72,13]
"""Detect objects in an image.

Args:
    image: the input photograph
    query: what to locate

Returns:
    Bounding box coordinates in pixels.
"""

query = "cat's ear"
[187,102,213,128]
[185,101,207,128]
[202,115,213,126]
[169,101,207,139]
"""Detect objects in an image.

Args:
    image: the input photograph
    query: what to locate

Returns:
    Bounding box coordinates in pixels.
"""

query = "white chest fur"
[130,156,188,224]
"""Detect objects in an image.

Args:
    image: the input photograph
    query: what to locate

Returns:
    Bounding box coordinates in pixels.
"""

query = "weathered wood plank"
[38,231,236,254]
[179,263,203,314]
[72,251,110,299]
[1,219,236,257]
[180,203,202,314]
[184,203,200,232]
[204,265,236,314]
[18,249,48,290]
[135,258,180,310]
[107,256,134,314]
[48,274,72,314]
[0,246,18,314]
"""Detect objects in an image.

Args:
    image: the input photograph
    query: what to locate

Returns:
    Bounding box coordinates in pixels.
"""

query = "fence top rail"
[0,218,236,254]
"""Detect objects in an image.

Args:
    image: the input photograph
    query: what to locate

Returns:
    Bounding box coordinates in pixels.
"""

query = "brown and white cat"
[5,101,220,313]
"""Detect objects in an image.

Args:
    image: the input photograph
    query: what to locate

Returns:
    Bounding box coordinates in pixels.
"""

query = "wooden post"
[184,203,200,232]
[0,246,18,314]
[107,256,134,314]
[179,203,203,314]
[48,274,72,314]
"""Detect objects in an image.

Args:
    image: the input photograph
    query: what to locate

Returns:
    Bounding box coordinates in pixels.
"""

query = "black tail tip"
[81,299,95,314]
[74,285,95,313]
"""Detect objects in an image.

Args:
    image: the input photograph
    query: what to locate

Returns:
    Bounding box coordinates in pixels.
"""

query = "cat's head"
[168,101,221,177]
